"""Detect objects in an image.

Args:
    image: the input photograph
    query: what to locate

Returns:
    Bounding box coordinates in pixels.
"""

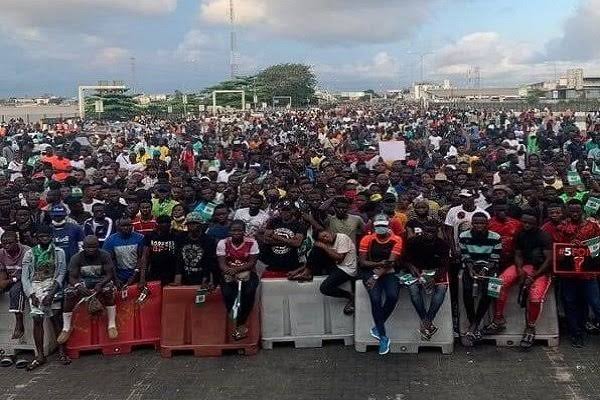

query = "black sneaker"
[570,335,585,348]
[585,321,600,335]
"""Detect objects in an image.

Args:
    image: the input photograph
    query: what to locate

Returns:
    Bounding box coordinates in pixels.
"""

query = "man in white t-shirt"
[428,132,443,150]
[216,160,237,183]
[444,189,490,254]
[233,194,269,237]
[306,229,356,315]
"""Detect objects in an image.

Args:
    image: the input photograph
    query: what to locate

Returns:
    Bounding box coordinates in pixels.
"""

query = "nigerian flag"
[584,236,600,258]
[585,196,600,216]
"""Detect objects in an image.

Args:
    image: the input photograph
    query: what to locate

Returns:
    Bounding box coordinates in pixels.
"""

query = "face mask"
[374,226,390,235]
[52,219,66,227]
[542,175,555,180]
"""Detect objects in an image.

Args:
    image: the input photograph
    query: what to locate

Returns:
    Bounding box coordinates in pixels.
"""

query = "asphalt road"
[1,339,599,400]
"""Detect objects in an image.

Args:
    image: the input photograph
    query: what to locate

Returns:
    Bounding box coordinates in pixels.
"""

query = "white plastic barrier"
[458,271,559,347]
[0,294,57,358]
[261,277,354,349]
[354,281,453,354]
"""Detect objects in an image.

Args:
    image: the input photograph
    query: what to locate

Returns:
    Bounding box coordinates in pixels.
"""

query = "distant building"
[525,69,600,100]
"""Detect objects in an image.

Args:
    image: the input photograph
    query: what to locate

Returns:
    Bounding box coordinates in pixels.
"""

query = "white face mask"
[51,219,66,227]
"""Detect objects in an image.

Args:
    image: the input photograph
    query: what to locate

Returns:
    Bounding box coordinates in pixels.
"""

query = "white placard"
[379,141,406,161]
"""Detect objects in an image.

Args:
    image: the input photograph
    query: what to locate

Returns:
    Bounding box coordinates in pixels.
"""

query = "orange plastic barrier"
[160,286,260,357]
[65,281,162,359]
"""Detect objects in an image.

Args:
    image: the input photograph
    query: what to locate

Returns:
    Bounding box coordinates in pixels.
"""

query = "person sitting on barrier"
[102,217,146,288]
[140,215,179,286]
[257,201,306,278]
[0,230,30,340]
[403,221,449,340]
[173,212,217,286]
[217,220,260,341]
[20,225,67,370]
[458,212,502,347]
[300,229,357,314]
[358,214,403,355]
[57,235,118,346]
[483,210,553,349]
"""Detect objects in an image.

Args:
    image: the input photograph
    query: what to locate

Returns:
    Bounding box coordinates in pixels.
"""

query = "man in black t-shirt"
[141,215,179,286]
[257,201,306,276]
[174,212,217,286]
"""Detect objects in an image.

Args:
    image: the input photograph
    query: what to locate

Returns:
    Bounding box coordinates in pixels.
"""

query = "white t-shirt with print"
[444,206,490,251]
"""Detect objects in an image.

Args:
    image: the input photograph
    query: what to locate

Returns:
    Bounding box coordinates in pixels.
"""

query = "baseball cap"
[208,166,219,173]
[49,205,68,217]
[458,189,473,198]
[373,214,390,227]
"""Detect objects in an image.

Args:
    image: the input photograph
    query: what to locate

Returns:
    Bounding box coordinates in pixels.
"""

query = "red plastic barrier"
[261,270,288,279]
[65,281,162,359]
[160,286,259,357]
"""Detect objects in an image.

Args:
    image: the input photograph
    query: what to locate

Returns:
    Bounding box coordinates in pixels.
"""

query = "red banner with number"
[553,243,600,275]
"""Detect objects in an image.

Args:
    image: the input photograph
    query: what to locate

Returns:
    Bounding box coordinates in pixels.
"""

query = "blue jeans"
[362,273,400,338]
[561,278,600,338]
[408,283,447,324]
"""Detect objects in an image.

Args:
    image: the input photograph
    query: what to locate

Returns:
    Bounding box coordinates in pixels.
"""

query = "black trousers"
[462,272,493,330]
[308,246,354,299]
[221,272,259,326]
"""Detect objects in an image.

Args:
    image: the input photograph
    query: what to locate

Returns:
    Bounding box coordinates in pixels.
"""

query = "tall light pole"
[229,0,238,78]
[407,51,432,83]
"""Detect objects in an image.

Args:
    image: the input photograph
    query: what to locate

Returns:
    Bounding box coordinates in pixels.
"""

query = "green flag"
[584,236,600,258]
[567,170,583,186]
[584,197,600,217]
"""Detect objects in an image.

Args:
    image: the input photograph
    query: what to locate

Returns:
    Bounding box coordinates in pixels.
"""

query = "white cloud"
[199,0,444,44]
[544,0,600,61]
[93,47,130,66]
[174,30,218,63]
[319,52,399,79]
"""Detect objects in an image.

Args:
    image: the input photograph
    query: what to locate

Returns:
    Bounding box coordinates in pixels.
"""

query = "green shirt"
[151,198,179,217]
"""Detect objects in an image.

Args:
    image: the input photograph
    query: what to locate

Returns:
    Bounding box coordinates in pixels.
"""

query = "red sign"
[553,243,600,275]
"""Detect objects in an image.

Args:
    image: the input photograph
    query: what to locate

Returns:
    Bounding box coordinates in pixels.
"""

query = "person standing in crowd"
[233,193,269,237]
[459,213,502,347]
[49,204,84,263]
[0,231,30,341]
[141,215,179,286]
[132,198,158,236]
[558,200,600,347]
[174,212,217,286]
[358,214,403,355]
[217,220,260,340]
[20,226,67,370]
[326,196,365,244]
[83,203,113,246]
[102,217,145,287]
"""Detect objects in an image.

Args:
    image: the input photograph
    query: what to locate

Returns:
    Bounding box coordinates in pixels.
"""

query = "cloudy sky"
[2,0,600,96]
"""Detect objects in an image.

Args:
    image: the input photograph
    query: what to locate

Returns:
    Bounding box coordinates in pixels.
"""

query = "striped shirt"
[458,230,502,264]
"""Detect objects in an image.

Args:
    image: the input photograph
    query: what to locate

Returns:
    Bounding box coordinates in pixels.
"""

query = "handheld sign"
[553,242,600,275]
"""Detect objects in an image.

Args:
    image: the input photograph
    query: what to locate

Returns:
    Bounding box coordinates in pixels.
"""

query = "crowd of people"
[2,103,600,368]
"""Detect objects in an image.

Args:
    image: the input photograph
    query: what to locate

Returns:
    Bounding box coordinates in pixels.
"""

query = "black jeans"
[221,272,259,326]
[320,268,354,300]
[462,272,493,331]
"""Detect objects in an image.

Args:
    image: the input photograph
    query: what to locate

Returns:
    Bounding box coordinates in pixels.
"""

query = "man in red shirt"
[488,200,522,269]
[558,200,600,347]
[541,202,564,243]
[132,199,157,236]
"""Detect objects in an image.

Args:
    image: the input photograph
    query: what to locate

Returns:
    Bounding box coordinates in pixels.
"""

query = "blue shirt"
[103,232,145,281]
[52,223,84,263]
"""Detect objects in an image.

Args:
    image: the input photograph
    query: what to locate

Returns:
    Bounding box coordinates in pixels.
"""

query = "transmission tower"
[229,0,239,78]
[130,57,137,94]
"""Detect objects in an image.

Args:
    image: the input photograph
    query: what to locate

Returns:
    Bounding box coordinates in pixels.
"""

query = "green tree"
[526,88,545,107]
[85,89,139,120]
[255,63,316,107]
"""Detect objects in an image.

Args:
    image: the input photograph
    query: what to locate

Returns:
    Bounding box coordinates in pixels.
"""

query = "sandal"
[231,327,249,341]
[461,331,476,347]
[25,358,46,371]
[520,328,536,350]
[58,353,71,365]
[483,321,506,335]
[0,356,13,367]
[343,301,355,315]
[15,358,29,369]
